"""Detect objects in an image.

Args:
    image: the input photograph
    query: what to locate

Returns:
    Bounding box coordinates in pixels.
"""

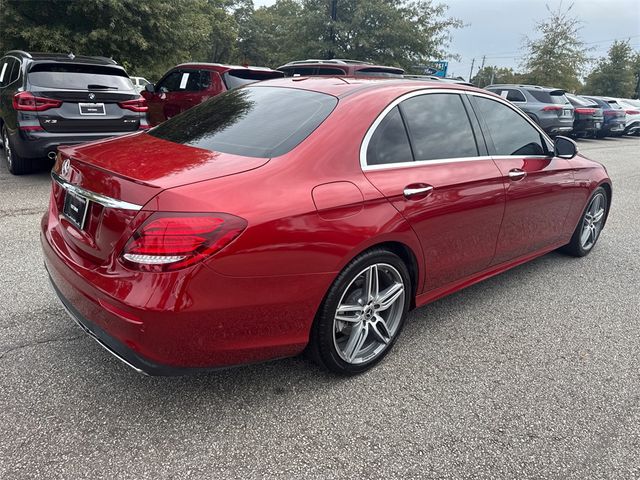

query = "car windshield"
[28,63,134,90]
[222,70,283,90]
[149,86,338,158]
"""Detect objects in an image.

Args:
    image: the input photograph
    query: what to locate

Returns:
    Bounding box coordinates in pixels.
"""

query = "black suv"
[0,51,149,174]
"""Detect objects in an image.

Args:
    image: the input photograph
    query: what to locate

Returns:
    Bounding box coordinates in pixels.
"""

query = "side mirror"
[144,83,155,93]
[554,136,577,159]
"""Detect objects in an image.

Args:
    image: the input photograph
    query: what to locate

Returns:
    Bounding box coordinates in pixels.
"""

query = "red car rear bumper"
[41,222,333,375]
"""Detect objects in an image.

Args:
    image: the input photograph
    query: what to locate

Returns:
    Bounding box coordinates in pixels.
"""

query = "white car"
[130,76,151,93]
[615,98,640,136]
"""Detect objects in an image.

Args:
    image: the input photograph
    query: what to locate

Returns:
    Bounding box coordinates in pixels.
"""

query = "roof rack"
[281,58,373,66]
[6,50,33,58]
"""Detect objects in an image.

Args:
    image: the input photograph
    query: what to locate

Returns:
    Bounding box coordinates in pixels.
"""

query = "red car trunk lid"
[49,132,268,267]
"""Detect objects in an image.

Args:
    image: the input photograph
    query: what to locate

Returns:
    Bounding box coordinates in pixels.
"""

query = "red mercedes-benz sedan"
[42,77,612,375]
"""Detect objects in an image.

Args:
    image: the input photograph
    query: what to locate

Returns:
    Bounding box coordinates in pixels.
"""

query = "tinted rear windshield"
[149,86,338,158]
[567,94,598,107]
[355,67,404,78]
[222,70,282,90]
[528,89,569,104]
[28,63,134,91]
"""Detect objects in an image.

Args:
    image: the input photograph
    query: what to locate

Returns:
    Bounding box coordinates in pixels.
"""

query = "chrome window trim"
[51,171,143,211]
[360,88,554,171]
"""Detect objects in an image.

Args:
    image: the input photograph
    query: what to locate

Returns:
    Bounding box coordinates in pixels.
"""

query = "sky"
[253,0,640,79]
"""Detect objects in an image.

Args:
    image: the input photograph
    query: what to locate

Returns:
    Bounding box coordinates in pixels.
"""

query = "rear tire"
[2,125,36,175]
[560,187,608,257]
[307,249,411,375]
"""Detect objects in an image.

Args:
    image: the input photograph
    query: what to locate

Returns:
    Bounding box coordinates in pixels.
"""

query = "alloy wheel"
[580,192,606,250]
[333,263,406,365]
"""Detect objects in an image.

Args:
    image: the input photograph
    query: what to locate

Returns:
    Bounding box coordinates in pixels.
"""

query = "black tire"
[307,248,411,375]
[2,125,36,175]
[560,187,608,257]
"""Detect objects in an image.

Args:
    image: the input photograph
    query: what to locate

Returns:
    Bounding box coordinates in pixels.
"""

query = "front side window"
[400,93,479,161]
[149,86,337,158]
[366,106,413,166]
[473,96,547,156]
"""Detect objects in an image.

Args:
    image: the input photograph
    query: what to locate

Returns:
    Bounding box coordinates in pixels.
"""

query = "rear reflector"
[542,105,563,111]
[120,213,246,272]
[13,91,62,111]
[19,125,45,131]
[574,108,596,115]
[118,97,148,112]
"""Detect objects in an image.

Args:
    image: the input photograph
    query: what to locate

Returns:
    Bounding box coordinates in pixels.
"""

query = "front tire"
[308,249,411,375]
[561,187,608,257]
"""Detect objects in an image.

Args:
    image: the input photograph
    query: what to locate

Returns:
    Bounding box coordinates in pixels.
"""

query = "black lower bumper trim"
[48,274,201,376]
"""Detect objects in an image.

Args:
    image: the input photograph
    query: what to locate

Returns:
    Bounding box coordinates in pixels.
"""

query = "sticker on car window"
[0,63,7,82]
[179,72,189,90]
[500,91,509,98]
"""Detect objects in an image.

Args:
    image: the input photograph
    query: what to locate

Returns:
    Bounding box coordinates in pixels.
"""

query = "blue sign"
[421,61,448,78]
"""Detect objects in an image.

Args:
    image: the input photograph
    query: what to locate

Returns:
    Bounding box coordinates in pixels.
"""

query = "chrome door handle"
[403,184,434,199]
[508,169,527,181]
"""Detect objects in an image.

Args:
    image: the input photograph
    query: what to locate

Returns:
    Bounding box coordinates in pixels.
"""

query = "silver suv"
[485,84,574,136]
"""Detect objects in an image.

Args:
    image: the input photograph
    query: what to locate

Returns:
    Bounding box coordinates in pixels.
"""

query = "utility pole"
[468,58,475,83]
[478,55,486,86]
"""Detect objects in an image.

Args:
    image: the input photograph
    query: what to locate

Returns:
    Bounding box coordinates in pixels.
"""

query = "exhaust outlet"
[47,151,57,160]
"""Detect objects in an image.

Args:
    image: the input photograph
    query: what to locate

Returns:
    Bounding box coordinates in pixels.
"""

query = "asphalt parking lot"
[0,137,638,479]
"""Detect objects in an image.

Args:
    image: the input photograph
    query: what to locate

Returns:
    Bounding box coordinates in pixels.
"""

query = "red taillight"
[625,109,640,115]
[574,108,596,114]
[118,97,148,112]
[120,213,247,272]
[13,91,62,111]
[604,110,623,116]
[542,105,563,111]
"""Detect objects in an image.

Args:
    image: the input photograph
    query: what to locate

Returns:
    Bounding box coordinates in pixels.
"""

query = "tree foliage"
[583,40,639,98]
[0,0,461,77]
[472,66,525,88]
[521,2,590,91]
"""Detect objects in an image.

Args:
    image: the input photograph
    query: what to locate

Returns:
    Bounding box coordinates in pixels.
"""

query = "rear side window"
[366,106,413,165]
[222,70,282,89]
[400,93,478,161]
[494,89,525,102]
[0,58,19,87]
[149,86,337,158]
[0,59,8,86]
[27,63,133,91]
[473,96,546,156]
[159,70,210,92]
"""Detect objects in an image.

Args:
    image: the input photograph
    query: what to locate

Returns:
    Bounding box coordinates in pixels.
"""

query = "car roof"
[246,76,485,99]
[486,84,566,93]
[173,62,280,73]
[5,50,118,65]
[277,59,404,74]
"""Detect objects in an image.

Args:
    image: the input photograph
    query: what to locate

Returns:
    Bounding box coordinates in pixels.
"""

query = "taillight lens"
[625,109,640,115]
[13,91,62,111]
[574,108,596,114]
[120,213,247,272]
[542,105,563,111]
[604,110,622,116]
[118,97,148,112]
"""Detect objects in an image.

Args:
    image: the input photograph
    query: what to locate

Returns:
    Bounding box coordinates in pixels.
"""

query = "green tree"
[471,66,525,88]
[235,0,462,70]
[0,0,229,79]
[521,2,590,91]
[583,40,639,98]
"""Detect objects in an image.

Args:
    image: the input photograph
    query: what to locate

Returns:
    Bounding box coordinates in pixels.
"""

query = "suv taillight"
[13,92,62,111]
[574,108,596,114]
[625,109,640,115]
[118,97,148,112]
[542,105,563,111]
[120,213,247,272]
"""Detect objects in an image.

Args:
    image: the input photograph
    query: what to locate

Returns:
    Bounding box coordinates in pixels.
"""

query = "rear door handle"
[508,169,527,181]
[403,183,434,200]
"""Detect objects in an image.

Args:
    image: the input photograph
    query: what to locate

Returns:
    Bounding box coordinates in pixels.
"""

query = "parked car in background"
[0,50,149,175]
[404,74,474,86]
[42,78,611,376]
[582,96,627,137]
[565,93,603,138]
[614,98,640,136]
[141,63,283,126]
[130,76,150,93]
[277,59,404,78]
[485,84,574,136]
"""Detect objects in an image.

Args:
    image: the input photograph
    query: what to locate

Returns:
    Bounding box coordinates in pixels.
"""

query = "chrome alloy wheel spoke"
[333,263,406,365]
[581,193,606,250]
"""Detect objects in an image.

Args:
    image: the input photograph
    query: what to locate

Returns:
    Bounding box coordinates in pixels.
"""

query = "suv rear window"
[355,67,404,78]
[528,89,569,104]
[28,63,134,91]
[222,70,283,89]
[149,86,337,158]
